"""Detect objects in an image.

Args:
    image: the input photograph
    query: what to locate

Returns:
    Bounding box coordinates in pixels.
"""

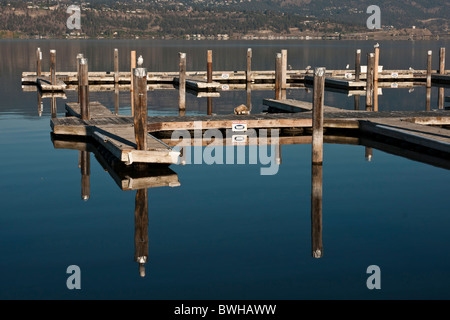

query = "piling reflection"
[135,188,149,277]
[311,163,323,258]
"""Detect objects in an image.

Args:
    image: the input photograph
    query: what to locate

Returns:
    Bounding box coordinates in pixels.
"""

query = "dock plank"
[359,119,450,153]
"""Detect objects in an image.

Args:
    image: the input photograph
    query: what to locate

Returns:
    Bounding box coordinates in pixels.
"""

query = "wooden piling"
[179,52,186,112]
[354,95,360,110]
[439,47,445,75]
[79,58,90,121]
[427,50,432,88]
[355,49,361,81]
[51,96,57,119]
[374,46,380,82]
[207,97,213,115]
[135,188,148,278]
[36,48,41,77]
[207,50,213,83]
[130,50,136,116]
[50,50,56,85]
[366,53,375,111]
[281,49,287,90]
[76,53,83,103]
[426,86,431,111]
[438,87,444,110]
[373,80,379,112]
[246,48,252,83]
[312,67,325,165]
[246,83,252,112]
[114,48,119,84]
[275,53,282,100]
[114,82,119,115]
[133,66,148,151]
[80,151,90,201]
[311,163,323,258]
[37,90,43,117]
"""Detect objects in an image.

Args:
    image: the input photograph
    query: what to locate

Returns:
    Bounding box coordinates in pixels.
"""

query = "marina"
[2,39,450,300]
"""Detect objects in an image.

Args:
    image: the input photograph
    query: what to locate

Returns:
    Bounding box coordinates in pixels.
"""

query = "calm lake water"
[0,39,449,300]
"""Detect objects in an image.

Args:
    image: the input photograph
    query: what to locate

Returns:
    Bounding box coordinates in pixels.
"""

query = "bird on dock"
[137,55,144,67]
[288,64,293,70]
[409,88,415,93]
[305,66,311,71]
[374,43,380,48]
[409,67,415,72]
[346,64,350,69]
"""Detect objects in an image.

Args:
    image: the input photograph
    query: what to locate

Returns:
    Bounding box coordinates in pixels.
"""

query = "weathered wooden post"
[50,49,56,85]
[312,67,325,165]
[275,53,282,100]
[130,50,136,116]
[79,58,90,121]
[438,87,444,109]
[179,52,186,113]
[37,90,43,117]
[426,86,431,111]
[133,63,148,151]
[439,47,445,74]
[36,47,42,77]
[114,82,120,115]
[426,50,432,88]
[207,97,213,115]
[311,163,323,258]
[207,50,213,83]
[76,53,83,103]
[374,45,380,82]
[80,151,90,201]
[281,49,287,90]
[355,49,361,81]
[246,83,252,112]
[438,48,445,109]
[354,95,360,110]
[373,79,379,112]
[246,48,252,83]
[135,188,149,278]
[50,95,57,119]
[366,53,375,111]
[114,48,119,84]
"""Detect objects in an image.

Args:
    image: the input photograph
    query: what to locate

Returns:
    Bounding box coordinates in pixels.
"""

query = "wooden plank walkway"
[54,102,180,165]
[51,99,450,159]
[22,69,431,85]
[359,119,450,154]
[263,98,347,113]
[173,76,221,90]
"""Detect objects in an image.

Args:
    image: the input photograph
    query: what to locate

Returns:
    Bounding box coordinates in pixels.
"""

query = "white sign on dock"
[232,135,247,144]
[222,73,230,79]
[232,120,247,132]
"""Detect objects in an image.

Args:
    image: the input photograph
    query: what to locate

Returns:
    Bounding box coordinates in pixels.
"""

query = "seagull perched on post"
[137,55,144,67]
[374,43,380,48]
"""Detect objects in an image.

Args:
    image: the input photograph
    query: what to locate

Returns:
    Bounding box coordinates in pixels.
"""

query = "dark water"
[0,39,449,300]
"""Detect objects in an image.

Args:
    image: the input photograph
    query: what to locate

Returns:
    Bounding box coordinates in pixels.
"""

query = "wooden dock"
[53,102,180,165]
[22,69,432,86]
[51,98,450,157]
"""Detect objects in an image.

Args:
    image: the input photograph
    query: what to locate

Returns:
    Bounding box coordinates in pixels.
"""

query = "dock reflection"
[51,135,180,277]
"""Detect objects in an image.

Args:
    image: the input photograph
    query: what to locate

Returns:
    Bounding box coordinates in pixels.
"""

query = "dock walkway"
[56,102,179,165]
